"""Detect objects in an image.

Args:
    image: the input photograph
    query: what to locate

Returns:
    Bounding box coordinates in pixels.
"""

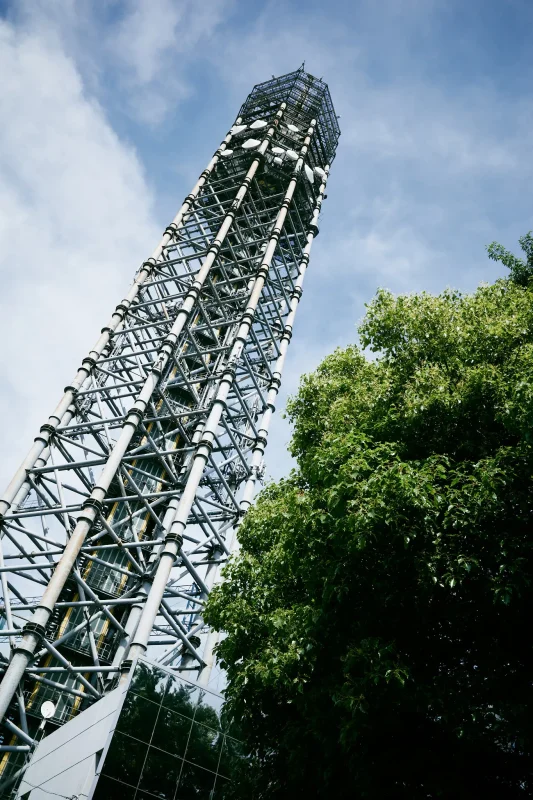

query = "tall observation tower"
[0,68,339,795]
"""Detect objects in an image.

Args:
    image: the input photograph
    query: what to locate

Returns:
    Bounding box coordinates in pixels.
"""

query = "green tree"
[206,235,533,798]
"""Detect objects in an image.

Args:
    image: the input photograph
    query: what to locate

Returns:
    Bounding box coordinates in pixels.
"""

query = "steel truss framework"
[0,67,339,790]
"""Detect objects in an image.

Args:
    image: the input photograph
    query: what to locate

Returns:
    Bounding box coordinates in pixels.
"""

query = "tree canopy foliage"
[206,235,533,798]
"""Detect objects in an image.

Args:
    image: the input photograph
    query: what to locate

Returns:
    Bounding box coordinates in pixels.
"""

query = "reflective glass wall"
[93,659,246,799]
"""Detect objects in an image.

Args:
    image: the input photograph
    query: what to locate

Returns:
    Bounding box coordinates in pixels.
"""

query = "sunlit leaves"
[205,235,533,798]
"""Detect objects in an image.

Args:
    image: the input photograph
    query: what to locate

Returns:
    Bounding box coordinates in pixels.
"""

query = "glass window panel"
[184,722,223,773]
[102,731,147,787]
[176,760,217,799]
[138,746,182,799]
[218,736,248,780]
[129,659,168,705]
[162,674,200,718]
[194,690,223,731]
[151,707,193,758]
[117,693,159,743]
[93,774,138,799]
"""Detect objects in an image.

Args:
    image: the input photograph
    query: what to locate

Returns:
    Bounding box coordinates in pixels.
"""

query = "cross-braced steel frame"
[0,67,339,791]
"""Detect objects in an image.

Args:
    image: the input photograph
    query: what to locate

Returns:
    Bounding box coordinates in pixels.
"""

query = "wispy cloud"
[7,0,235,127]
[0,13,159,488]
[108,0,234,125]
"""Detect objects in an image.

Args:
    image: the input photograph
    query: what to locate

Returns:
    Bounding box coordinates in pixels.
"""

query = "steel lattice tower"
[0,67,339,789]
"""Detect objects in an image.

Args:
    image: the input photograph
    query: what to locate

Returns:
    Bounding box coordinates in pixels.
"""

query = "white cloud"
[7,0,234,127]
[0,16,160,491]
[111,0,228,85]
[108,0,196,124]
[106,0,235,125]
[337,78,526,175]
[311,188,459,302]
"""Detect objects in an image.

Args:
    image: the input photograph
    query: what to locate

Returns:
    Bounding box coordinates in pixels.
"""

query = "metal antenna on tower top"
[0,68,340,790]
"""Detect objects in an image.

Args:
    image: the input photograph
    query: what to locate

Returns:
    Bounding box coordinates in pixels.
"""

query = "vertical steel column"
[239,167,329,514]
[196,167,330,688]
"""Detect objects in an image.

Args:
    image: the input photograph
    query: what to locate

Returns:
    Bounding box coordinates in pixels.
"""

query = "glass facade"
[92,659,246,799]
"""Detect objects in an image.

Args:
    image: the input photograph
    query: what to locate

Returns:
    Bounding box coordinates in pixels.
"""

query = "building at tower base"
[17,656,243,799]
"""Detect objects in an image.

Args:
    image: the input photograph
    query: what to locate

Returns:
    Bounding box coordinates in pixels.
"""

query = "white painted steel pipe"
[109,581,151,672]
[239,167,329,513]
[127,120,317,665]
[196,171,329,689]
[0,108,285,722]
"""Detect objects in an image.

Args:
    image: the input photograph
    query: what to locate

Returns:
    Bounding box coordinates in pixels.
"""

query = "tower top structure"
[238,66,340,166]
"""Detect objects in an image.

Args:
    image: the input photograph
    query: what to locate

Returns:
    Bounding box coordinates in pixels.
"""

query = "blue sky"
[0,0,532,485]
